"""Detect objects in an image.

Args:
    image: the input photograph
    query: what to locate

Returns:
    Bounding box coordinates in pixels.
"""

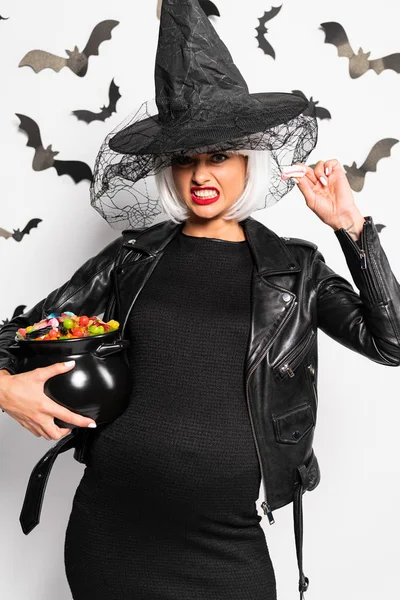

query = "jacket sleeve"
[0,235,124,376]
[312,215,400,366]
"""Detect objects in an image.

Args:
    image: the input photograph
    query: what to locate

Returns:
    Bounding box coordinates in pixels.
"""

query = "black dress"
[64,230,277,600]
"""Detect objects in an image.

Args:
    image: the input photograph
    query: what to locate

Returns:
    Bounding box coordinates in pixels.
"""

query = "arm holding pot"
[0,361,97,439]
[0,234,125,440]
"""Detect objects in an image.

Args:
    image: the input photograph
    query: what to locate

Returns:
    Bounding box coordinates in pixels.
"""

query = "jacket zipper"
[274,327,316,379]
[307,363,318,409]
[341,225,383,305]
[245,299,298,525]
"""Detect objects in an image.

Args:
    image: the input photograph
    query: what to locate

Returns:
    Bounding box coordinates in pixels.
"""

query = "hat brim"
[108,92,309,156]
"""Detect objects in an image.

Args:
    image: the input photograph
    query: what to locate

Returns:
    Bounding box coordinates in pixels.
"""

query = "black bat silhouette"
[16,114,93,183]
[291,90,332,121]
[308,139,398,193]
[72,78,121,124]
[320,22,400,78]
[1,305,27,329]
[375,224,386,233]
[0,219,42,242]
[19,20,119,77]
[200,0,220,17]
[0,15,9,21]
[255,5,282,58]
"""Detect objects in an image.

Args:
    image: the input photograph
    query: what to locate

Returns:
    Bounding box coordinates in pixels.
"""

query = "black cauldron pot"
[9,329,132,429]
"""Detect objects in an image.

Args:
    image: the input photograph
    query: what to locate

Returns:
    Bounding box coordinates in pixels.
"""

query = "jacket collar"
[122,216,301,277]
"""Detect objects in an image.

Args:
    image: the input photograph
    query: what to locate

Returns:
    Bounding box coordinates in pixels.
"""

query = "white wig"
[154,150,271,223]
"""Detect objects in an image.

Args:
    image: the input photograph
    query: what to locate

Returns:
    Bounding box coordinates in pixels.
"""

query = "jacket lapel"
[241,218,301,376]
[114,217,301,373]
[116,220,181,337]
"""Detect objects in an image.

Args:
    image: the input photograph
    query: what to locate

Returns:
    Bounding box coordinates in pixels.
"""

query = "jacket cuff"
[0,354,19,376]
[333,215,389,306]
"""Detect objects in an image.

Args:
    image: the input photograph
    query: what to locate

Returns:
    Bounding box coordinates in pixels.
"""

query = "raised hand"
[281,160,365,233]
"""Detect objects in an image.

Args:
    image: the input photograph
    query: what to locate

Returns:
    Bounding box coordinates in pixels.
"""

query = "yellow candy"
[107,320,120,330]
[26,326,34,333]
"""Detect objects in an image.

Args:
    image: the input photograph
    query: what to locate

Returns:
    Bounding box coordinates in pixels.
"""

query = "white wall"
[1,0,399,598]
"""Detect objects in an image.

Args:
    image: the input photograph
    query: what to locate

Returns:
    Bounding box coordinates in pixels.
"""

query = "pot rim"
[14,329,119,346]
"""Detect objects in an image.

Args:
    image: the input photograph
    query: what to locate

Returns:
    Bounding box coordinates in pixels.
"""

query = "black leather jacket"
[1,215,399,599]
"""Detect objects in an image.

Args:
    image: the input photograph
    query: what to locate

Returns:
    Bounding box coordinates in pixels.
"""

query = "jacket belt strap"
[19,430,78,535]
[293,464,310,600]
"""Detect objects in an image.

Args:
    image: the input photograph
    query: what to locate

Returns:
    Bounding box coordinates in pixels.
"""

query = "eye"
[171,155,194,167]
[211,153,229,163]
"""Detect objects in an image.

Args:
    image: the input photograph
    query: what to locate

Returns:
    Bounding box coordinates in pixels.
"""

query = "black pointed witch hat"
[110,0,312,154]
[90,0,318,228]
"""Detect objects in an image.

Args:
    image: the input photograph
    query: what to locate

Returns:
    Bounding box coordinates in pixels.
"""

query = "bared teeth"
[193,190,219,198]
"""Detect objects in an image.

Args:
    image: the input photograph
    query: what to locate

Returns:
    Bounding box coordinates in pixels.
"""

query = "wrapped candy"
[15,312,119,341]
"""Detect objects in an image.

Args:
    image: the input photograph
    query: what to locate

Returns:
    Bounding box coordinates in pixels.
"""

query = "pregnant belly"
[84,396,261,518]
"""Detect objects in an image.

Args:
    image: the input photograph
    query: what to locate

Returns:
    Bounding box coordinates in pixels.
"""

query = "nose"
[191,161,211,186]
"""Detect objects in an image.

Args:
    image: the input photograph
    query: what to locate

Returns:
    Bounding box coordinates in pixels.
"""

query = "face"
[171,152,248,221]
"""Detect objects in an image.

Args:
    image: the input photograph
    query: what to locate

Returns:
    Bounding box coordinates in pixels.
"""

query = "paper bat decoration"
[16,113,93,183]
[72,78,121,124]
[199,0,220,17]
[1,305,27,329]
[0,15,9,20]
[157,0,219,19]
[291,90,331,121]
[343,139,399,192]
[375,224,386,233]
[309,139,398,193]
[255,5,282,58]
[0,219,42,242]
[19,20,119,77]
[320,22,400,78]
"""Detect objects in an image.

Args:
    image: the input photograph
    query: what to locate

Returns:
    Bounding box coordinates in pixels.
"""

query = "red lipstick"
[190,186,220,205]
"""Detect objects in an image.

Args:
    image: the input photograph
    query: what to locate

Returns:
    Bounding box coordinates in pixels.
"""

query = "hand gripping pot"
[9,329,133,429]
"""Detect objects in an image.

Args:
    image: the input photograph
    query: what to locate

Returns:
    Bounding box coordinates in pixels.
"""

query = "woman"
[62,151,370,600]
[1,1,399,599]
[0,148,393,600]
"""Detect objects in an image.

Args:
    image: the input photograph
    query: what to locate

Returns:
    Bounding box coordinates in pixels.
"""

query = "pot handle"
[8,343,20,355]
[93,338,130,358]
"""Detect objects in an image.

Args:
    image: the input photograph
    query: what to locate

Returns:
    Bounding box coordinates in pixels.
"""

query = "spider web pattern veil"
[90,98,318,230]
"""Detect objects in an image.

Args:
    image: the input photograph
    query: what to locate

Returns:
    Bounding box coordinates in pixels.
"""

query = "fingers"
[312,160,330,187]
[43,400,97,429]
[293,161,324,186]
[323,159,342,176]
[19,418,51,440]
[36,422,54,440]
[44,417,73,440]
[303,159,342,187]
[281,164,318,186]
[34,360,76,383]
[301,165,318,185]
[281,165,316,192]
[34,361,97,429]
[25,417,72,441]
[281,165,307,185]
[3,362,95,441]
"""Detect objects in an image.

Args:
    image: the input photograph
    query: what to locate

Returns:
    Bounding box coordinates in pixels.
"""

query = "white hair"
[154,150,271,223]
